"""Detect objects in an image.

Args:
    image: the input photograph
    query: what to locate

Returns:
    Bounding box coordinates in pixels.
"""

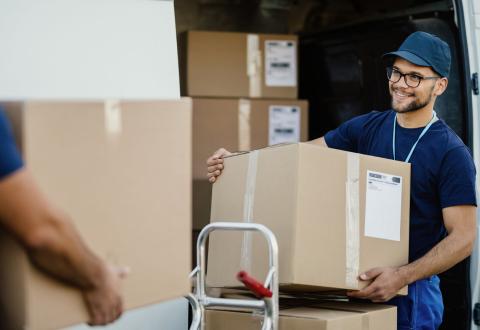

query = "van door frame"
[455,1,480,329]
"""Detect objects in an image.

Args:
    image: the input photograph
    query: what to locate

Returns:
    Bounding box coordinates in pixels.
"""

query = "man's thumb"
[359,268,382,281]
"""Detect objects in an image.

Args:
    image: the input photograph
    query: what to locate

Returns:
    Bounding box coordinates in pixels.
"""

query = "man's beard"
[390,86,433,113]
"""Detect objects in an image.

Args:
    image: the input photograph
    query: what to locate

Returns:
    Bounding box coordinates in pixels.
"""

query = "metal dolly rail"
[187,222,279,330]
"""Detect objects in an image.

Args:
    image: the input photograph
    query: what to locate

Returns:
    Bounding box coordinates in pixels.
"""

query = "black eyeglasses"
[386,67,440,88]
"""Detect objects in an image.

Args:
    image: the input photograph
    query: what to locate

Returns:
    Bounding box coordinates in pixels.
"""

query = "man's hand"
[347,267,407,302]
[83,264,129,326]
[206,148,232,183]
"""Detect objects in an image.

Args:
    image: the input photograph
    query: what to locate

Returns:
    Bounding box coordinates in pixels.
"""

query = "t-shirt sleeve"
[0,109,24,180]
[438,146,477,208]
[324,113,372,152]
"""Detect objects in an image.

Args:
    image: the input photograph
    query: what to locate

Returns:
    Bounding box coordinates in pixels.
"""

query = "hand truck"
[187,222,279,330]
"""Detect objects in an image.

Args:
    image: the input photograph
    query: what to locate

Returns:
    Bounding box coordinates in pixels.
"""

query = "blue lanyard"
[392,111,438,163]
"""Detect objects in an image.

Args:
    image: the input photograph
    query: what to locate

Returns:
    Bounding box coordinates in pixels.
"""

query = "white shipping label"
[364,171,403,241]
[265,40,297,87]
[269,105,301,145]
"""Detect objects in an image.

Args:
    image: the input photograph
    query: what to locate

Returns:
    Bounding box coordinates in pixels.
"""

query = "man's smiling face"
[389,58,439,114]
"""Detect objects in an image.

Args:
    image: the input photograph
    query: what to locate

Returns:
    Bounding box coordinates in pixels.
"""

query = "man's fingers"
[206,148,230,184]
[207,170,221,178]
[213,148,231,158]
[207,164,223,173]
[206,157,223,166]
[116,299,124,319]
[359,267,384,281]
[347,284,378,299]
[88,311,105,326]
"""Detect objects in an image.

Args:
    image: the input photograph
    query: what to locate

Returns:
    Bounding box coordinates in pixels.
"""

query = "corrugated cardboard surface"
[183,31,298,99]
[316,301,397,330]
[204,302,396,330]
[192,98,308,230]
[207,143,410,294]
[1,100,192,330]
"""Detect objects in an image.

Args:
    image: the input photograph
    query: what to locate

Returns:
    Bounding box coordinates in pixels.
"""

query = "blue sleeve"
[0,109,24,180]
[438,146,477,208]
[324,113,373,152]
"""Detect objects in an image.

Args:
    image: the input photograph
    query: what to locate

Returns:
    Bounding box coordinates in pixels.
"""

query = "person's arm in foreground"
[0,169,128,325]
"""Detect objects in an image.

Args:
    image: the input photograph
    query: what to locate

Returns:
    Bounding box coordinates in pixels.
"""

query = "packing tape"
[104,99,122,136]
[346,153,360,288]
[238,99,251,151]
[240,150,259,273]
[247,34,261,97]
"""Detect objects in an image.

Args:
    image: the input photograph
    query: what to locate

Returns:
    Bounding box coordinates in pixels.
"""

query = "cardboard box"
[0,100,192,330]
[204,302,397,330]
[192,98,308,230]
[207,143,410,293]
[181,31,298,99]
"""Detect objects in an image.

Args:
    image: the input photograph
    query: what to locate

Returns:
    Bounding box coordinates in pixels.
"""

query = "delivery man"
[206,31,477,330]
[0,108,127,326]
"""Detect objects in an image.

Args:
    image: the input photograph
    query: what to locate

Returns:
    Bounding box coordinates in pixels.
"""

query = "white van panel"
[0,0,180,100]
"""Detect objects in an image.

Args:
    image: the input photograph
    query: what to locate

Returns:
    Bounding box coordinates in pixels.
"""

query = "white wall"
[0,0,179,100]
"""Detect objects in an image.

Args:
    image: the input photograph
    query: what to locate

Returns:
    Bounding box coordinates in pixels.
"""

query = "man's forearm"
[25,212,106,290]
[399,229,474,285]
[0,169,106,290]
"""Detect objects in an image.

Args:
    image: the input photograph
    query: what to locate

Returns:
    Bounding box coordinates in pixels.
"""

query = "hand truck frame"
[187,222,279,330]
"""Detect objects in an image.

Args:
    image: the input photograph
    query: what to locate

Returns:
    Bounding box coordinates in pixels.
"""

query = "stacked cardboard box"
[180,31,298,99]
[182,30,309,232]
[205,301,397,330]
[192,98,309,229]
[0,100,192,329]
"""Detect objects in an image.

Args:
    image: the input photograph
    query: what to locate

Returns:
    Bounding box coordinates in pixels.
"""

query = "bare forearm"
[0,170,105,290]
[400,230,474,284]
[26,213,105,290]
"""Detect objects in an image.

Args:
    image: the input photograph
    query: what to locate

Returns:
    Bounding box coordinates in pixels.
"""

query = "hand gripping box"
[207,143,410,294]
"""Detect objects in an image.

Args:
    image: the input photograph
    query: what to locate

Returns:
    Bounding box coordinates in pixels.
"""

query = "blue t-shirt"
[325,110,477,261]
[0,109,24,179]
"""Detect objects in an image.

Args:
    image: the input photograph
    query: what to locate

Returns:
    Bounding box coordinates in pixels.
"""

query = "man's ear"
[434,77,448,96]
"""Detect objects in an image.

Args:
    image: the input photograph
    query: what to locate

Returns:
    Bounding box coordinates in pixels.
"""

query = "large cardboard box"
[207,143,410,293]
[192,98,308,230]
[0,100,192,330]
[204,302,397,330]
[180,31,298,99]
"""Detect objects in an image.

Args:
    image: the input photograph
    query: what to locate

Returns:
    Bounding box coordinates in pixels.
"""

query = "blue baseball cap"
[382,31,451,78]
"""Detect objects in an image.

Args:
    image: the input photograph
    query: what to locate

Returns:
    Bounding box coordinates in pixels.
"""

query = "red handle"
[237,271,272,298]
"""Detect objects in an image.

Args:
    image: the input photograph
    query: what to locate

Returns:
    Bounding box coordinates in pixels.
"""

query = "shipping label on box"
[183,31,298,98]
[268,105,301,145]
[265,40,297,87]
